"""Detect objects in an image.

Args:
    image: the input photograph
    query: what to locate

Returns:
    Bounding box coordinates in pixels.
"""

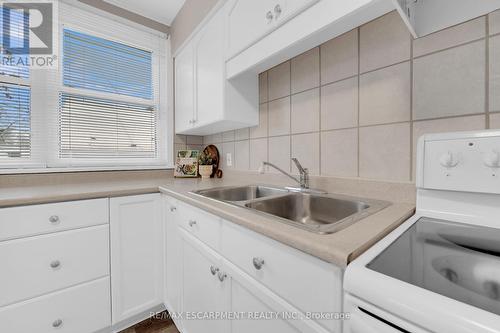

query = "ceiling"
[104,0,186,26]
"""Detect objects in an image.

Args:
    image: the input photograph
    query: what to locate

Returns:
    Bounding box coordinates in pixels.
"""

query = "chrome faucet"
[258,158,309,189]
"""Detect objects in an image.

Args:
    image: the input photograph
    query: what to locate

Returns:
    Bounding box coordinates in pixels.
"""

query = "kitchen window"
[0,1,170,172]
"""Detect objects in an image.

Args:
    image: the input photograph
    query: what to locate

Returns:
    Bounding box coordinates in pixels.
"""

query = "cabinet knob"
[274,4,282,18]
[49,215,60,224]
[218,271,227,282]
[50,260,61,269]
[52,319,63,328]
[210,265,219,276]
[188,220,197,227]
[170,206,177,212]
[266,11,273,22]
[253,257,265,270]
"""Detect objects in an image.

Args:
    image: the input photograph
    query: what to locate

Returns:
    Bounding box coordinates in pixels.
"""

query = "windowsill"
[0,165,175,175]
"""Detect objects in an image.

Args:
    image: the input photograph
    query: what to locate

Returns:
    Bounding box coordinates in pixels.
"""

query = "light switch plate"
[226,153,232,167]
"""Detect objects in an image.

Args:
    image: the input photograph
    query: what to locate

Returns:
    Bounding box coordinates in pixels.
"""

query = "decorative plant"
[198,151,213,166]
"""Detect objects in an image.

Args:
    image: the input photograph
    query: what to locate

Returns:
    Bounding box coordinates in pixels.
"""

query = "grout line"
[486,15,491,129]
[288,60,292,173]
[409,31,414,181]
[412,36,487,61]
[318,44,322,176]
[357,27,361,178]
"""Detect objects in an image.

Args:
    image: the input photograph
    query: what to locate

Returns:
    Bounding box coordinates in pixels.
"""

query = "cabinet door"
[180,230,226,333]
[228,276,301,333]
[175,44,195,133]
[226,0,275,58]
[164,196,181,314]
[110,194,163,324]
[195,9,225,127]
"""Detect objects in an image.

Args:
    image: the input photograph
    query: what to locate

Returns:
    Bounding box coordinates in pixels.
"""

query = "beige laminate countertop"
[0,172,415,267]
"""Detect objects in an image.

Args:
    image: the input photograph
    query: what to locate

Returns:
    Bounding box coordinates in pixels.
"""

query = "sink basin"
[245,192,388,234]
[192,185,389,234]
[193,185,287,202]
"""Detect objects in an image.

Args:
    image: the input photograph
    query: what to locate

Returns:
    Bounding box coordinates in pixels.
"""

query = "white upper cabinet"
[227,0,318,59]
[225,0,395,78]
[394,0,500,38]
[174,6,258,136]
[174,45,195,134]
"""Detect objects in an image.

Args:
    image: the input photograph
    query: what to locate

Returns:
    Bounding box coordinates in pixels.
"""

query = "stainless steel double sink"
[192,185,389,234]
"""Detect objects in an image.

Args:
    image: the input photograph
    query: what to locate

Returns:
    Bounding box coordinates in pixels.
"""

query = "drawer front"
[0,225,109,307]
[221,222,341,331]
[176,201,221,250]
[0,198,109,241]
[0,277,111,333]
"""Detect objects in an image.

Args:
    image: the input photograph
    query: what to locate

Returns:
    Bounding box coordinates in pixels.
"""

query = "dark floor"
[120,312,180,333]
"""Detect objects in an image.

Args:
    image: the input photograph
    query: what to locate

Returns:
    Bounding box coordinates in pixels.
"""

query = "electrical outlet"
[226,153,232,167]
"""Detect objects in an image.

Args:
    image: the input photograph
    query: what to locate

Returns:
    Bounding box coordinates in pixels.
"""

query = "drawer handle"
[170,206,177,212]
[188,220,197,227]
[210,265,219,276]
[52,319,63,328]
[218,271,227,282]
[50,260,61,269]
[253,257,265,270]
[49,215,60,224]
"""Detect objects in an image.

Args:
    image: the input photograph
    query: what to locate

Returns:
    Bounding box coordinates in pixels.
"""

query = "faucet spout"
[259,158,310,189]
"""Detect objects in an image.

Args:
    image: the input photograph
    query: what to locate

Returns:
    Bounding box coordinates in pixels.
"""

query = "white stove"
[344,130,500,333]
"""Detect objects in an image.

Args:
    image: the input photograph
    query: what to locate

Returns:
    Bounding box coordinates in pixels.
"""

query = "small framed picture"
[174,150,199,178]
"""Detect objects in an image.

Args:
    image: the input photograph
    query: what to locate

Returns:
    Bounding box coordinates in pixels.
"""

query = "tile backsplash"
[179,10,500,183]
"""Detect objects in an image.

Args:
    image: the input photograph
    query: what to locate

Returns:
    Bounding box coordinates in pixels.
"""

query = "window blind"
[0,6,30,78]
[63,29,153,100]
[0,83,30,159]
[59,93,157,159]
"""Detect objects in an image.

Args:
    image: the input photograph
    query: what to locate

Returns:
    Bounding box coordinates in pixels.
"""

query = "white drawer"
[0,198,109,241]
[0,225,109,307]
[176,200,221,250]
[0,277,111,333]
[221,222,342,332]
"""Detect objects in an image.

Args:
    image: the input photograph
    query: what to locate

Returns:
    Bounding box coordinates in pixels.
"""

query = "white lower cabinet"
[180,229,226,333]
[164,195,342,333]
[0,277,111,333]
[110,193,164,324]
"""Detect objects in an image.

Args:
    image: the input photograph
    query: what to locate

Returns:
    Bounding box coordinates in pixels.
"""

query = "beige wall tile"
[359,123,410,181]
[291,133,320,175]
[490,9,500,35]
[186,135,203,145]
[360,62,411,126]
[321,128,358,178]
[235,128,250,141]
[320,29,358,84]
[413,17,486,57]
[291,48,320,94]
[268,97,291,136]
[222,130,235,142]
[222,142,235,170]
[360,11,411,73]
[291,88,320,134]
[175,135,187,144]
[268,61,290,100]
[491,36,500,112]
[234,140,250,171]
[250,104,268,138]
[186,144,203,151]
[269,136,291,173]
[321,77,358,130]
[491,113,500,128]
[412,115,486,179]
[413,40,486,120]
[259,72,268,103]
[249,138,268,171]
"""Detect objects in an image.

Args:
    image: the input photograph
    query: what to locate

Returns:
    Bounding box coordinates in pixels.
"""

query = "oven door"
[344,294,431,333]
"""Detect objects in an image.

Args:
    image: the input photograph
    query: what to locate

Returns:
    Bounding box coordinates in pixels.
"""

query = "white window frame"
[0,0,173,173]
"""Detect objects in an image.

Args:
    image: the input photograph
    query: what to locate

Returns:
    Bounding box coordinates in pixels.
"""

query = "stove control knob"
[439,152,458,168]
[484,151,500,168]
